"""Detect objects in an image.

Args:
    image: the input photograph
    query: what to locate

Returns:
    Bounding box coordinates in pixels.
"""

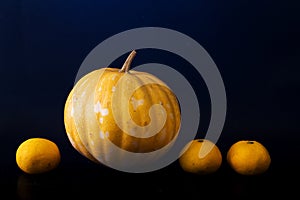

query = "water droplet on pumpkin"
[99,117,104,124]
[71,107,74,117]
[131,97,144,111]
[94,101,109,116]
[99,130,105,139]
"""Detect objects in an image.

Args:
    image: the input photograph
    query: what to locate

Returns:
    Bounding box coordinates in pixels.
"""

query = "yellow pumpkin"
[64,50,181,165]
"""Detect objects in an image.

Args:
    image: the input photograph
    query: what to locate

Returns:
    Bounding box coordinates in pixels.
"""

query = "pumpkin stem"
[119,50,137,73]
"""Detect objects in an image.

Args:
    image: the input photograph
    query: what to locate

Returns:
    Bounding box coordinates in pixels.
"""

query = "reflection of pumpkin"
[64,50,181,164]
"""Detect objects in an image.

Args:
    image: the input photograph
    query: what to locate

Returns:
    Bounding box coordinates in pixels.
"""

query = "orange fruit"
[16,138,61,174]
[226,140,271,175]
[179,139,222,175]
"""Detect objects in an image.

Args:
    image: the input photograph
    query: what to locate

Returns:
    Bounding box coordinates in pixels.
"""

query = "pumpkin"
[64,50,181,166]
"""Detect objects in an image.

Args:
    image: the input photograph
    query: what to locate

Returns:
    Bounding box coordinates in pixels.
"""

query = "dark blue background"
[1,0,299,198]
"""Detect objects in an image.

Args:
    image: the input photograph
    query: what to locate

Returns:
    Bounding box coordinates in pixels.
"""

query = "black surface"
[2,158,299,199]
[1,0,300,198]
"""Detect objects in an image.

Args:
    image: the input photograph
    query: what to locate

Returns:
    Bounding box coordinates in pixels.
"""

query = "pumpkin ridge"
[64,81,99,163]
[132,74,180,151]
[145,74,181,142]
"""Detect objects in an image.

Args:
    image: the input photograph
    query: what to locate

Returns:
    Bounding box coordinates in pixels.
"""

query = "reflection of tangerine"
[17,173,58,200]
[179,139,222,175]
[17,174,37,200]
[64,50,181,165]
[226,140,271,175]
[16,138,61,174]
